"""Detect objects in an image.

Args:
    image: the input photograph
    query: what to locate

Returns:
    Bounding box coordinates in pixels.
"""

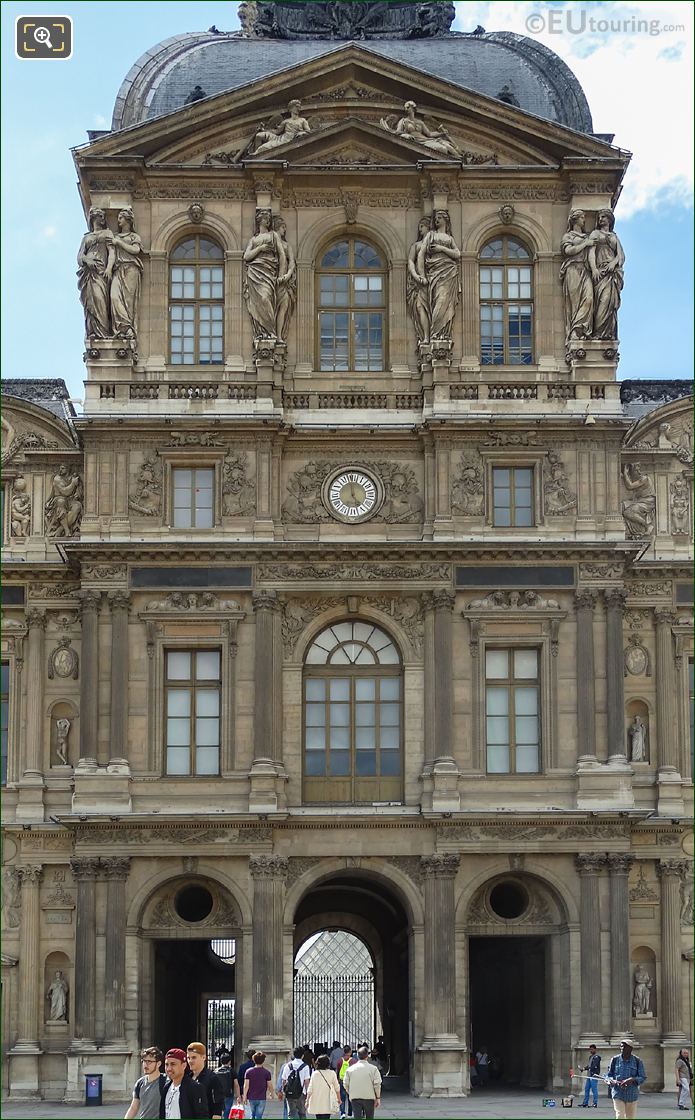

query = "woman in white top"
[306,1054,340,1119]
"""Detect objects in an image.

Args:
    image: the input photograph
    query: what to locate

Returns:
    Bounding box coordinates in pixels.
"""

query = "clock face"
[325,468,380,523]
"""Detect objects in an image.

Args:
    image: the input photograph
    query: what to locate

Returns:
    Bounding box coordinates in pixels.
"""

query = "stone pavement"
[0,1091,687,1120]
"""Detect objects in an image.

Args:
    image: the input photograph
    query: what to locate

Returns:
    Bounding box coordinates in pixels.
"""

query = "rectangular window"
[304,675,401,780]
[492,466,534,527]
[171,467,214,528]
[169,262,224,366]
[165,649,221,775]
[485,648,540,774]
[1,661,9,786]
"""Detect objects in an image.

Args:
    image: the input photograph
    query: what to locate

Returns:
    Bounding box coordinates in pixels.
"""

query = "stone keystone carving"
[249,854,289,879]
[419,853,460,878]
[44,466,83,538]
[622,464,656,539]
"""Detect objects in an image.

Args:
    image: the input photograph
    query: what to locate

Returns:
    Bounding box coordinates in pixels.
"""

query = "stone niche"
[631,944,657,1021]
[625,699,650,766]
[43,950,71,1031]
[48,700,78,769]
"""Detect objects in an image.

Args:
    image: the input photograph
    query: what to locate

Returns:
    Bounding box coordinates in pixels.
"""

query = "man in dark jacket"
[186,1042,224,1119]
[159,1049,208,1120]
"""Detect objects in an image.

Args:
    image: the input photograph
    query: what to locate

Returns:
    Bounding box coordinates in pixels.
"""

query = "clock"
[323,467,382,524]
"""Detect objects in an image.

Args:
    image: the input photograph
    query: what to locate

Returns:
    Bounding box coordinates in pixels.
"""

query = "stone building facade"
[1,2,693,1102]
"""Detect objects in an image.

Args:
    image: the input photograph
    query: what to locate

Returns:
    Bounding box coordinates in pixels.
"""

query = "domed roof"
[112,29,593,134]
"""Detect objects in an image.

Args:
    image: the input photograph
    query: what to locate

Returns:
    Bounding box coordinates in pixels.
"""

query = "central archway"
[293,871,411,1084]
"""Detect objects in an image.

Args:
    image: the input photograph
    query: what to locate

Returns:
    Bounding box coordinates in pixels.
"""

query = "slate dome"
[112,23,594,135]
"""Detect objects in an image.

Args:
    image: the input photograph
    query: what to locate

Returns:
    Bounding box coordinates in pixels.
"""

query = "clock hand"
[349,483,358,504]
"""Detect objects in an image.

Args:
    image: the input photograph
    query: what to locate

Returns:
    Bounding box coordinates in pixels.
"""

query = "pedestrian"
[215,1052,240,1119]
[579,1044,601,1108]
[277,1049,292,1120]
[306,1053,341,1119]
[475,1046,490,1088]
[242,1050,273,1120]
[342,1045,382,1120]
[125,1047,166,1119]
[675,1048,693,1111]
[159,1048,208,1120]
[606,1039,646,1119]
[329,1042,343,1073]
[282,1045,312,1120]
[238,1047,256,1094]
[186,1042,224,1119]
[338,1046,356,1119]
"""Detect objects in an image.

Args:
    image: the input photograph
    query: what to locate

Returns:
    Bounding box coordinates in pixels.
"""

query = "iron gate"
[205,997,235,1059]
[293,972,375,1047]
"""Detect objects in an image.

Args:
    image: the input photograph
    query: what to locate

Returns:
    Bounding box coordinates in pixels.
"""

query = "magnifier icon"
[34,25,53,49]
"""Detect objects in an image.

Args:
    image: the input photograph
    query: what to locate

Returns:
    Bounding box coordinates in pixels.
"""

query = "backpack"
[284,1062,306,1099]
[217,1066,234,1098]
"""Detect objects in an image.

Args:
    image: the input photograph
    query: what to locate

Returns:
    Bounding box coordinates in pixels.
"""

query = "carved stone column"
[575,854,605,1038]
[13,866,43,1048]
[252,591,280,763]
[607,853,634,1039]
[654,609,684,814]
[78,591,101,764]
[422,592,459,811]
[22,610,46,777]
[574,592,597,759]
[249,855,288,1044]
[102,857,130,1042]
[70,856,100,1044]
[420,854,460,1040]
[108,592,130,763]
[603,589,627,757]
[657,859,689,1040]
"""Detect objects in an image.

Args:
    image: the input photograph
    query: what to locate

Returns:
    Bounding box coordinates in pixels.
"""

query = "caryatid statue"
[272,215,297,343]
[407,216,432,343]
[243,209,288,342]
[77,207,114,338]
[416,209,461,343]
[108,207,144,340]
[588,207,624,340]
[560,208,594,345]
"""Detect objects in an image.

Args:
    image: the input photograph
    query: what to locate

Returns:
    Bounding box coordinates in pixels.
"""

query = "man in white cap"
[606,1039,646,1119]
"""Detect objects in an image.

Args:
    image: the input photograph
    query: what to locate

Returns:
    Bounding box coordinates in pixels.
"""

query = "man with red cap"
[159,1049,207,1119]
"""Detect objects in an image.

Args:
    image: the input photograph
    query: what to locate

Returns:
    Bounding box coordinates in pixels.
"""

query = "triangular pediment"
[76,44,626,182]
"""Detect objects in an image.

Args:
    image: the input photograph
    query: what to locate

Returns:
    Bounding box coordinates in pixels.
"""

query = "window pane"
[196,717,219,746]
[167,652,191,680]
[380,678,400,701]
[172,239,196,260]
[356,703,375,726]
[355,727,376,749]
[305,749,325,776]
[516,744,539,772]
[380,726,399,750]
[196,690,219,717]
[356,750,377,775]
[330,750,350,776]
[354,241,383,268]
[486,687,508,716]
[514,686,538,714]
[487,744,510,773]
[355,679,376,701]
[380,751,401,776]
[486,651,508,679]
[167,746,190,774]
[330,678,350,701]
[306,726,325,750]
[196,651,220,680]
[515,715,538,744]
[376,645,399,665]
[330,704,350,727]
[486,715,509,744]
[329,725,349,749]
[380,703,400,727]
[173,468,192,489]
[167,718,190,746]
[196,746,219,774]
[167,690,190,717]
[321,241,349,268]
[306,679,325,701]
[514,650,538,679]
[306,703,326,727]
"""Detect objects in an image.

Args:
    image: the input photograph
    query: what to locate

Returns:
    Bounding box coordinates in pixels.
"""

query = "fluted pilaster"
[78,592,101,762]
[252,592,281,761]
[420,854,460,1039]
[654,609,678,771]
[14,866,43,1048]
[657,859,689,1038]
[607,853,634,1036]
[108,592,130,762]
[604,590,627,756]
[574,592,597,758]
[250,855,288,1038]
[70,856,100,1042]
[102,857,130,1041]
[23,611,46,776]
[575,854,605,1035]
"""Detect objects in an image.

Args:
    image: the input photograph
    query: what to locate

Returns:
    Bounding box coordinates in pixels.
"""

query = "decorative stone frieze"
[249,855,289,880]
[419,853,460,878]
[47,638,79,680]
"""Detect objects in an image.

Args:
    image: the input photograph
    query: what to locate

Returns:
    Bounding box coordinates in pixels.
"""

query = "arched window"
[169,236,224,365]
[317,238,387,371]
[479,236,533,365]
[304,620,402,804]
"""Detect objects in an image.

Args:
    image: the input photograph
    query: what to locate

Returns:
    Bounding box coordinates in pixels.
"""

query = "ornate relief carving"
[575,853,606,875]
[580,563,625,581]
[149,897,173,928]
[75,826,267,845]
[44,466,83,538]
[145,593,240,612]
[623,634,651,677]
[386,856,424,886]
[1,868,20,929]
[629,865,658,903]
[47,638,79,680]
[282,460,422,524]
[574,590,597,611]
[622,464,656,539]
[2,431,59,467]
[29,582,80,599]
[484,432,538,447]
[281,597,343,654]
[258,562,450,582]
[44,881,76,908]
[10,476,31,537]
[129,452,162,517]
[420,853,460,878]
[467,590,560,611]
[681,876,694,926]
[223,452,256,517]
[249,854,289,880]
[438,822,626,843]
[626,581,672,599]
[169,433,224,447]
[243,1,456,39]
[670,473,691,535]
[451,453,484,515]
[81,564,127,581]
[285,857,321,890]
[543,451,576,516]
[360,595,424,655]
[381,101,496,164]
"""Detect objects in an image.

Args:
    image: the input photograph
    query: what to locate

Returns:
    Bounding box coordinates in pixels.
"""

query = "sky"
[1,0,692,403]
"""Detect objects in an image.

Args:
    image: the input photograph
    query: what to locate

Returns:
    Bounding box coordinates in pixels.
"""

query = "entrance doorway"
[294,932,376,1048]
[154,939,236,1059]
[469,936,547,1088]
[293,873,410,1081]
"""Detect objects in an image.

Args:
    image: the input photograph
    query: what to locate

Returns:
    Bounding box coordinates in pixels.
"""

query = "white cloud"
[453,1,694,217]
[40,225,58,241]
[93,114,108,127]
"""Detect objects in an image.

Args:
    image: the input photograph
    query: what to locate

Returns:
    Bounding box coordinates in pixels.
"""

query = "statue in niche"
[77,206,113,338]
[46,970,69,1022]
[243,209,286,341]
[108,207,144,340]
[416,210,461,342]
[632,964,653,1015]
[628,715,647,762]
[55,718,71,766]
[272,215,296,342]
[622,464,656,539]
[44,466,83,538]
[588,208,625,340]
[381,100,463,158]
[10,476,31,536]
[670,473,690,535]
[407,217,432,343]
[560,209,594,344]
[252,100,310,153]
